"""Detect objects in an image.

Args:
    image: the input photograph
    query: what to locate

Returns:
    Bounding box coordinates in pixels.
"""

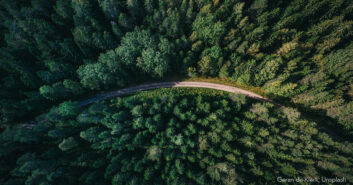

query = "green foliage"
[63,79,84,95]
[5,90,352,184]
[192,14,226,45]
[99,0,120,20]
[0,0,353,184]
[77,48,129,90]
[139,48,168,77]
[0,0,352,135]
[198,46,223,76]
[58,137,78,151]
[58,101,80,116]
[77,28,173,87]
[40,82,71,101]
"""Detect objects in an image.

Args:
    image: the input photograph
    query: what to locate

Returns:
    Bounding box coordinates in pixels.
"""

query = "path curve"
[79,81,280,106]
[24,82,344,141]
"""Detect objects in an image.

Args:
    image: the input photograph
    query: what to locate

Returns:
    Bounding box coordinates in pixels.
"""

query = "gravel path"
[79,81,280,106]
[23,81,279,129]
[23,82,344,141]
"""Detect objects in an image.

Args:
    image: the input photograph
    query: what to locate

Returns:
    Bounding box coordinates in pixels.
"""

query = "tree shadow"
[265,92,352,142]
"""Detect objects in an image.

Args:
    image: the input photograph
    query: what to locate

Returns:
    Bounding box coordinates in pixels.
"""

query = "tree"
[99,0,120,20]
[77,51,128,90]
[131,105,144,117]
[254,58,282,86]
[80,127,102,143]
[139,48,169,77]
[280,163,297,177]
[118,13,133,30]
[39,85,57,101]
[59,137,78,151]
[63,79,84,95]
[126,0,141,18]
[115,28,171,78]
[198,46,223,76]
[249,0,268,16]
[58,101,80,116]
[219,61,232,78]
[55,0,74,20]
[161,9,182,38]
[192,14,226,45]
[146,145,161,161]
[39,82,70,101]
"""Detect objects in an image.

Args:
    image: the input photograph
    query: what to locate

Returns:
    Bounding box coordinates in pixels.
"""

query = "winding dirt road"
[79,81,279,106]
[22,81,278,129]
[23,82,345,140]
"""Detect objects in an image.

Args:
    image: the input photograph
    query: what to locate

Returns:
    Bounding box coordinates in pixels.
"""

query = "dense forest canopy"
[0,0,352,135]
[1,89,353,184]
[0,0,352,184]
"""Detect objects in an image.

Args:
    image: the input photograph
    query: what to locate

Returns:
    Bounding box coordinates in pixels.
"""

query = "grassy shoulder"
[127,87,230,100]
[183,77,298,107]
[92,74,296,109]
[122,75,268,98]
[152,74,266,97]
[185,77,265,96]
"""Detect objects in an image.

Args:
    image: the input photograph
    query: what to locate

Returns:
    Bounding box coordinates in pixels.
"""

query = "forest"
[0,0,352,184]
[1,89,353,184]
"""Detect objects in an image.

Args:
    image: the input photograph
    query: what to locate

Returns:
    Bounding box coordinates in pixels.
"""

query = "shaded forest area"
[1,89,352,184]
